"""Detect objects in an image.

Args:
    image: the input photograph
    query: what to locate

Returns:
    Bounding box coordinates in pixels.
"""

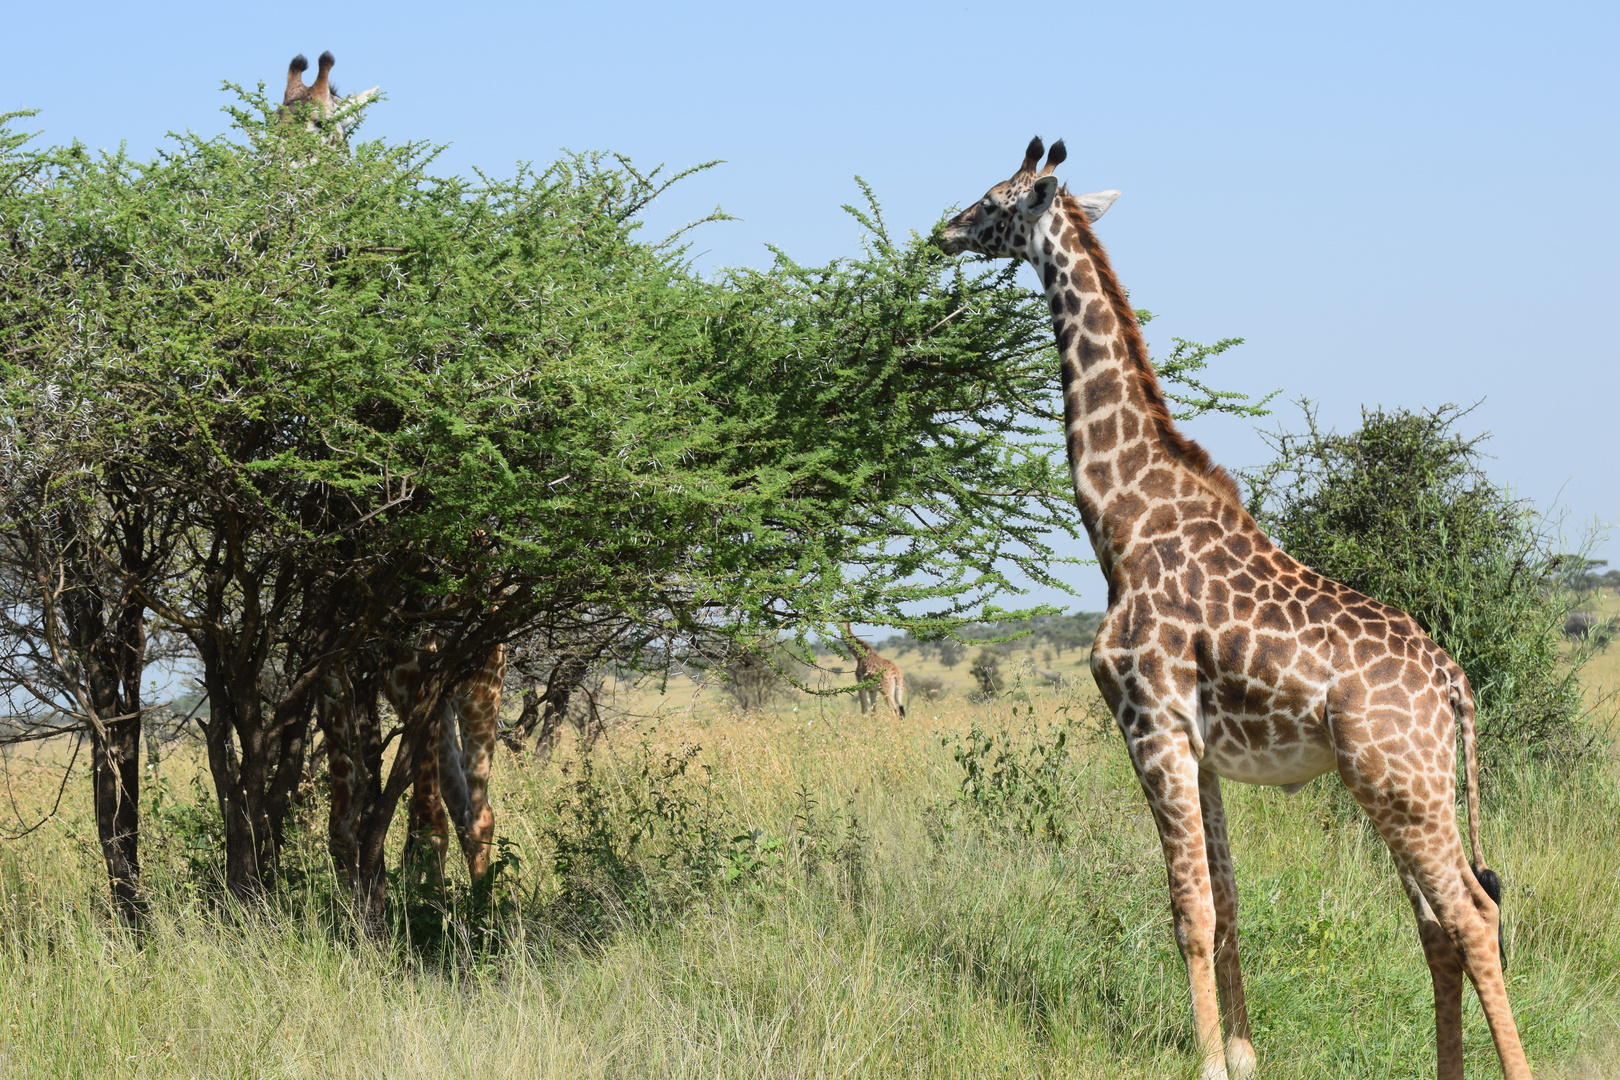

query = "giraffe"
[387,641,506,885]
[278,51,377,144]
[320,641,507,888]
[841,623,906,717]
[938,138,1528,1080]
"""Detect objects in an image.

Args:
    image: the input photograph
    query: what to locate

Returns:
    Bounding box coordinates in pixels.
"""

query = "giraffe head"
[937,136,1121,260]
[278,51,378,144]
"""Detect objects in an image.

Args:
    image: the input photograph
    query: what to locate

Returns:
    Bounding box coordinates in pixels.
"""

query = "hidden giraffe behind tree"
[318,639,506,888]
[841,623,906,718]
[278,51,376,146]
[938,138,1527,1080]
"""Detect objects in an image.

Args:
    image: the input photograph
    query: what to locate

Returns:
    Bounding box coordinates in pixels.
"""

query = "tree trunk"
[63,570,148,926]
[198,660,313,902]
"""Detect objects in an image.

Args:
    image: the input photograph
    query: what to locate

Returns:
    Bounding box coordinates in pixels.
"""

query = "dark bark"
[506,653,594,759]
[66,596,146,925]
[45,488,166,926]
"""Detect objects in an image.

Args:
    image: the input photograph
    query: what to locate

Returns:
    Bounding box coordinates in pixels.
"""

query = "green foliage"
[1135,309,1278,420]
[1246,403,1591,756]
[540,740,728,940]
[944,706,1079,846]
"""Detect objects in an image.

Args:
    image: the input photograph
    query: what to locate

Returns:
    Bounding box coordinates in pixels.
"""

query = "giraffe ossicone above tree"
[939,137,1529,1080]
[278,51,377,145]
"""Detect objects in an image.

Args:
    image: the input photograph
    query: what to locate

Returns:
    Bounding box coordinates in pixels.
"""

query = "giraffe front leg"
[1199,769,1256,1079]
[404,715,449,886]
[1127,727,1228,1080]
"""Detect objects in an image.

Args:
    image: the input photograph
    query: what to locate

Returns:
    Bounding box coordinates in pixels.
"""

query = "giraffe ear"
[1020,175,1060,218]
[1076,189,1121,223]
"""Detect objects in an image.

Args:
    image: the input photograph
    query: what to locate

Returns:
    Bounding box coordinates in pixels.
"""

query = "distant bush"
[1247,404,1593,758]
[968,649,1005,700]
[910,674,946,701]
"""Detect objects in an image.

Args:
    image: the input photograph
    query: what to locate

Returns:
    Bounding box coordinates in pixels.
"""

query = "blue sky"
[7,0,1616,617]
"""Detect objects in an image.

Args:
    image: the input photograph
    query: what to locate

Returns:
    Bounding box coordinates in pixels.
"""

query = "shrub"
[1246,403,1593,757]
[968,649,1005,700]
[909,674,946,701]
[942,707,1079,847]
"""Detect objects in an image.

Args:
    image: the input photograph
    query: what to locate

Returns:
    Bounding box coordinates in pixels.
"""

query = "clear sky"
[8,0,1616,618]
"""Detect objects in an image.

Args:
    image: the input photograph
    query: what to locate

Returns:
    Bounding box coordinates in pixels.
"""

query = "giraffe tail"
[1454,676,1505,964]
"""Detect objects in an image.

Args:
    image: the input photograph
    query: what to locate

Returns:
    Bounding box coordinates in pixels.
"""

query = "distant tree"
[969,649,1004,699]
[1246,403,1592,757]
[939,638,965,669]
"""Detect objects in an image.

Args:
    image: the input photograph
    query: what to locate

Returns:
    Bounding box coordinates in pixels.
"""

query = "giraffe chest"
[1102,549,1349,787]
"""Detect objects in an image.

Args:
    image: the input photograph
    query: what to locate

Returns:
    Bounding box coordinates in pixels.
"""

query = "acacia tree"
[0,120,193,923]
[0,92,1267,918]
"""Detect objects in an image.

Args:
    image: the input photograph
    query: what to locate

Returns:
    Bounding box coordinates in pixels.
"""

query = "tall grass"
[2,682,1618,1078]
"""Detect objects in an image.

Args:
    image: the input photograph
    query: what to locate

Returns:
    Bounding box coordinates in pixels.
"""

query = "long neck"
[840,623,876,658]
[1025,194,1240,581]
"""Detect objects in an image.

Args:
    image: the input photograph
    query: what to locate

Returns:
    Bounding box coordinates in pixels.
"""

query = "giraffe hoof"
[1227,1038,1258,1080]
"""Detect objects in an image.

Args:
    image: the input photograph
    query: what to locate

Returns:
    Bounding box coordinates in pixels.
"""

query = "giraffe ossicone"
[939,137,1529,1080]
[278,51,378,145]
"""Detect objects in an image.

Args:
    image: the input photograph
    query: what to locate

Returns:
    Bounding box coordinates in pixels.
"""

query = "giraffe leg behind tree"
[449,645,504,884]
[404,714,449,885]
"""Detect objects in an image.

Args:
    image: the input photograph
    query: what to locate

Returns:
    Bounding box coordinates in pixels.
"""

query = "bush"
[910,674,946,701]
[968,649,1005,700]
[942,707,1079,847]
[1246,403,1592,757]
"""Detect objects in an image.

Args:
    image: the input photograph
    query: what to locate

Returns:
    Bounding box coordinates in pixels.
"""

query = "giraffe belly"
[1200,712,1337,788]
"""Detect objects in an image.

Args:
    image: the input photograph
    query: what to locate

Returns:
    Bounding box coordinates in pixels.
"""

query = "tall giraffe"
[387,641,506,885]
[320,641,506,887]
[841,623,906,717]
[278,51,376,144]
[939,138,1528,1080]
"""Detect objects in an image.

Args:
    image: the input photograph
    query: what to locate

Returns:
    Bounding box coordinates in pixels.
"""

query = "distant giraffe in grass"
[938,136,1528,1080]
[841,623,906,718]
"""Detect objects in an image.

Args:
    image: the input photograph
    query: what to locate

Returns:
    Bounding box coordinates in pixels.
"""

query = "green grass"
[2,672,1618,1078]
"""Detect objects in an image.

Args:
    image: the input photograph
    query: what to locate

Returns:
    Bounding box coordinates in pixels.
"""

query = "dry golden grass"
[2,635,1618,1078]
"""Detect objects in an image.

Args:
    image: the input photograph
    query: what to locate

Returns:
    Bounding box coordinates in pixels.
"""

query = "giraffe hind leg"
[1399,869,1467,1080]
[1335,734,1530,1080]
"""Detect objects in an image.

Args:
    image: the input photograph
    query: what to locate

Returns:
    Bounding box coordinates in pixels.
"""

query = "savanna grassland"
[3,632,1619,1080]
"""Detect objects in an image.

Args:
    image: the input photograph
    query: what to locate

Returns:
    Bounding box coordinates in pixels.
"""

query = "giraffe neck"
[1026,194,1241,582]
